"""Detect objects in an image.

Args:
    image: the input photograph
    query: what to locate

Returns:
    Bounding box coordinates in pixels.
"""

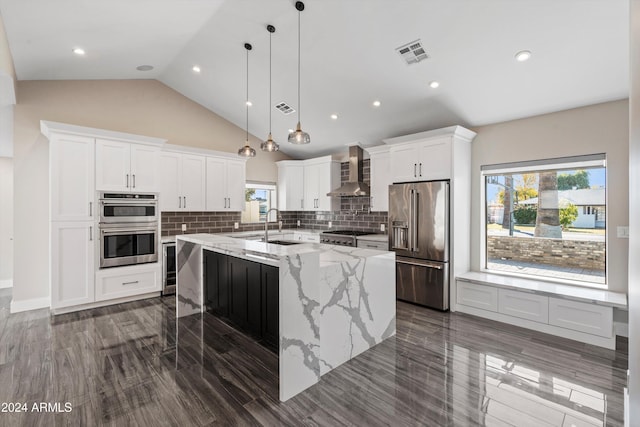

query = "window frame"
[242,181,278,224]
[479,154,608,289]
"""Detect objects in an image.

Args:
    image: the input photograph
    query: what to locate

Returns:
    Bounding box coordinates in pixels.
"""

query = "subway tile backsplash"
[161,158,388,236]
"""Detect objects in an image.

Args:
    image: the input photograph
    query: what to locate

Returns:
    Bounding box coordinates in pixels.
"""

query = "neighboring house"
[518,188,606,228]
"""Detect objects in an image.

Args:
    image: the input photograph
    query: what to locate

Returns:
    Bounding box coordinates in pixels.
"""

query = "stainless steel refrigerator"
[389,180,450,310]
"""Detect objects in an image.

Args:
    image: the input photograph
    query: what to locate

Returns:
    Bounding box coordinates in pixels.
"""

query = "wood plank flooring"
[0,288,627,426]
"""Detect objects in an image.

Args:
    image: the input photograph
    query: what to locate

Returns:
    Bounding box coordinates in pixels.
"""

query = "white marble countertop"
[177,233,393,268]
[457,271,627,309]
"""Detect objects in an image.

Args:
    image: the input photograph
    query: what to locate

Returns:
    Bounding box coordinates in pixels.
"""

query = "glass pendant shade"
[238,143,256,157]
[288,122,310,145]
[261,133,279,152]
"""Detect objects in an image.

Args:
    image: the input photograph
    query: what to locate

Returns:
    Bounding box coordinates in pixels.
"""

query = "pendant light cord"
[246,47,249,142]
[269,30,272,135]
[297,7,301,124]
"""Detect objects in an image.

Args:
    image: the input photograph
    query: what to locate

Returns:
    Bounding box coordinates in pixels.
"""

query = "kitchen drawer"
[456,281,498,312]
[357,239,388,251]
[96,265,161,301]
[548,297,613,338]
[498,289,548,323]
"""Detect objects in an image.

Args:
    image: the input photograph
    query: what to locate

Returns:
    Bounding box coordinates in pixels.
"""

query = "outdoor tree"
[245,188,256,202]
[534,171,562,238]
[559,203,578,230]
[557,170,590,190]
[502,175,513,230]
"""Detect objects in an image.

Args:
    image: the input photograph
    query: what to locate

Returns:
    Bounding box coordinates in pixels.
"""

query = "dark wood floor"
[0,288,627,426]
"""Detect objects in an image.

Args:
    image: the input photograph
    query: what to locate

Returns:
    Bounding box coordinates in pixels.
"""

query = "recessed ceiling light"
[192,65,201,73]
[246,101,253,107]
[515,50,531,62]
[429,81,440,89]
[72,48,85,56]
[136,65,154,71]
[373,100,381,107]
[330,114,338,120]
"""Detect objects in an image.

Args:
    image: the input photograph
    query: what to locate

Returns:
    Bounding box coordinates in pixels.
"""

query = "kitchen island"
[176,233,396,401]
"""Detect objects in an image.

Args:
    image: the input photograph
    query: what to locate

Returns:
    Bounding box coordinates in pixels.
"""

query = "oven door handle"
[100,200,158,205]
[100,227,158,235]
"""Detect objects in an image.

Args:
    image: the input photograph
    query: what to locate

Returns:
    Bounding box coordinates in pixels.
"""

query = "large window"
[242,182,277,223]
[483,154,606,286]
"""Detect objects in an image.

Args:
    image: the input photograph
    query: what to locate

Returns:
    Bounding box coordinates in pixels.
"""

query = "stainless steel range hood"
[327,146,370,197]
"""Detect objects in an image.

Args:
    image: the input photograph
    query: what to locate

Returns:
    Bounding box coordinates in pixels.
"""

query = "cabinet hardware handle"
[122,280,139,285]
[301,199,304,209]
[414,164,417,177]
[184,196,187,209]
[133,174,136,188]
[89,226,93,241]
[89,202,92,216]
[178,196,182,209]
[419,163,422,177]
[126,174,129,188]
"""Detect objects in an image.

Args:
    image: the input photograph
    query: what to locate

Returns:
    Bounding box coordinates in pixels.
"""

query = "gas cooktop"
[321,230,372,236]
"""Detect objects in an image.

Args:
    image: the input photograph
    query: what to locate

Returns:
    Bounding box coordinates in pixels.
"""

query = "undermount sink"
[266,240,302,246]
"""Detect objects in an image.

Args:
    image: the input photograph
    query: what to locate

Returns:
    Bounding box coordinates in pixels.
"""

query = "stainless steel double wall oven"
[98,192,159,268]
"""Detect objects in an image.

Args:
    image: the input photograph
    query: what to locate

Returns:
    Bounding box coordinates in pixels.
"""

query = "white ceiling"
[0,0,629,159]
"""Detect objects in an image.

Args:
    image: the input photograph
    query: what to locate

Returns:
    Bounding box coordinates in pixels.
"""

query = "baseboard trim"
[10,296,51,313]
[50,292,160,315]
[0,279,12,289]
[615,321,629,338]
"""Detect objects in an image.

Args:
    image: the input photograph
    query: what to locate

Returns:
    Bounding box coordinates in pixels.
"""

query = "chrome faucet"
[264,208,281,242]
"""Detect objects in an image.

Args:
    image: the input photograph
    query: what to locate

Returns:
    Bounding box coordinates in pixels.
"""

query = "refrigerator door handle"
[396,258,443,270]
[413,190,419,252]
[409,189,414,251]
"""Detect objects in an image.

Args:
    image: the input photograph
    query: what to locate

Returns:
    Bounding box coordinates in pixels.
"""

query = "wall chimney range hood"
[327,145,370,197]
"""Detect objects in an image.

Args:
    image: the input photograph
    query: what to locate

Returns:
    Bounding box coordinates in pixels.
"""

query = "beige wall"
[13,79,290,303]
[470,99,629,294]
[0,157,12,284]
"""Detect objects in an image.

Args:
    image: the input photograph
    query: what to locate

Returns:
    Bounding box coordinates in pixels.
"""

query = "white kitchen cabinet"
[50,134,95,222]
[498,289,548,324]
[277,162,305,210]
[206,157,246,211]
[95,139,159,192]
[548,297,613,338]
[303,157,340,211]
[159,151,206,211]
[51,221,95,309]
[365,146,391,212]
[456,281,498,312]
[389,136,451,183]
[95,263,161,302]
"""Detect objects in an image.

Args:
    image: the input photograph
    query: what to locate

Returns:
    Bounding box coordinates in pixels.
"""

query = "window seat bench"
[455,271,627,350]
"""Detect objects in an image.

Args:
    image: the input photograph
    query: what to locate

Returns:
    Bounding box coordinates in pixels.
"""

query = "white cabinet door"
[181,154,206,211]
[205,157,227,211]
[277,163,304,210]
[226,160,246,211]
[498,289,548,323]
[456,281,498,312]
[303,163,320,210]
[418,137,451,180]
[95,139,131,191]
[316,161,340,211]
[51,222,95,309]
[95,264,160,301]
[130,144,159,192]
[159,152,182,211]
[548,298,613,338]
[50,134,95,222]
[390,144,420,183]
[369,152,390,212]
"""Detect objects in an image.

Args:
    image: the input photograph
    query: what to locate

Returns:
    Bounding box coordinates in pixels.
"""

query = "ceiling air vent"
[396,39,428,65]
[275,102,296,115]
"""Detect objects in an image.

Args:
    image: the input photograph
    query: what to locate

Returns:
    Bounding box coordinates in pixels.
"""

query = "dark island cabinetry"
[204,250,279,351]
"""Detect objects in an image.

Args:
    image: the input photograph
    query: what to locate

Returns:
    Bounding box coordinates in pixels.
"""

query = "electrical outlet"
[234,222,239,229]
[380,223,385,232]
[328,221,332,228]
[297,220,301,227]
[617,226,629,238]
[181,224,187,232]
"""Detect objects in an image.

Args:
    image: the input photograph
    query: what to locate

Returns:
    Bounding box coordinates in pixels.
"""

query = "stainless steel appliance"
[162,241,176,295]
[320,230,373,247]
[98,192,159,268]
[389,180,450,310]
[326,146,370,197]
[99,192,158,224]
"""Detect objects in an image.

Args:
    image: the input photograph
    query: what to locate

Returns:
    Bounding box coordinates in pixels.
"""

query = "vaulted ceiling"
[0,0,629,159]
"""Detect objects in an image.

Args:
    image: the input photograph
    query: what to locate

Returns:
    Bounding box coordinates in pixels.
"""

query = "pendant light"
[261,24,279,152]
[288,1,310,145]
[238,43,256,158]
